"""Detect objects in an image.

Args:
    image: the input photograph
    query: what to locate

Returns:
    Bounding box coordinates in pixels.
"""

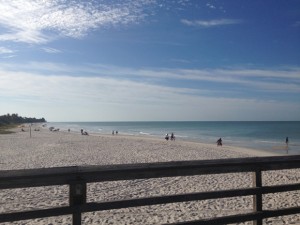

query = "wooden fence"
[0,155,300,225]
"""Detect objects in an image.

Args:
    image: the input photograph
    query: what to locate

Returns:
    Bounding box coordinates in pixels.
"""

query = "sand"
[0,125,299,225]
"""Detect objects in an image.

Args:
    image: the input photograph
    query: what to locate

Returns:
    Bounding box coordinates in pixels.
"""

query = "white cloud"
[206,3,216,9]
[41,47,62,54]
[181,18,242,27]
[0,46,14,54]
[0,0,156,44]
[1,55,16,59]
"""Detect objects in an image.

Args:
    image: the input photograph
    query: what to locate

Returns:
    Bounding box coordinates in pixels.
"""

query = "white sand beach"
[0,125,299,225]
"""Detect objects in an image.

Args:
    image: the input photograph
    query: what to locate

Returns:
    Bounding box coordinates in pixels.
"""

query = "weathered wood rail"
[0,155,300,225]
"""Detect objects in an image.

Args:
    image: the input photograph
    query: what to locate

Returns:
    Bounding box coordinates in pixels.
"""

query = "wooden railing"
[0,155,300,225]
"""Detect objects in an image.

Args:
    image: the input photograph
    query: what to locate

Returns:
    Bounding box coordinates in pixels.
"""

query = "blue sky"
[0,0,299,121]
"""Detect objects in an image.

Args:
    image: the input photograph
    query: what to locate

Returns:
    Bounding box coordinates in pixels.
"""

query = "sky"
[0,0,299,122]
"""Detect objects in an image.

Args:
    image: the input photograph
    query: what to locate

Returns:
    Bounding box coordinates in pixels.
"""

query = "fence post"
[253,169,263,225]
[70,180,86,225]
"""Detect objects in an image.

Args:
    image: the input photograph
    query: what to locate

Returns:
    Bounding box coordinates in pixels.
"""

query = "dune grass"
[0,124,17,134]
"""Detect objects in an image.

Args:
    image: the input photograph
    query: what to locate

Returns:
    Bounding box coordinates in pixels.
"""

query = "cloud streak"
[41,47,62,54]
[181,18,242,27]
[1,66,298,121]
[0,46,14,54]
[1,62,299,97]
[0,62,299,121]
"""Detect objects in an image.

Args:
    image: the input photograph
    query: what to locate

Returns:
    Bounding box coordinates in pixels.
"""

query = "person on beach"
[165,134,169,141]
[285,137,289,154]
[82,131,89,135]
[217,138,222,146]
[171,133,175,141]
[112,130,114,135]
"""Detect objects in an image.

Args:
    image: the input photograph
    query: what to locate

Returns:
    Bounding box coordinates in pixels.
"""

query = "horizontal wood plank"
[0,155,300,224]
[0,206,72,223]
[1,155,300,189]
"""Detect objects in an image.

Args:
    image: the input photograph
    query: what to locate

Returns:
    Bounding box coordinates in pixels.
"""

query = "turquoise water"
[48,121,300,155]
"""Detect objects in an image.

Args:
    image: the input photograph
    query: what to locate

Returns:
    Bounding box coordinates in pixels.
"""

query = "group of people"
[165,133,175,141]
[112,130,118,135]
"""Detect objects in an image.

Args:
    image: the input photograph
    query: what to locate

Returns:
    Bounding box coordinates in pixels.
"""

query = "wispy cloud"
[0,62,299,121]
[0,1,237,46]
[0,0,156,44]
[1,55,16,59]
[41,47,62,54]
[206,3,216,9]
[0,46,14,54]
[293,21,300,27]
[181,19,242,27]
[169,58,192,64]
[1,62,299,95]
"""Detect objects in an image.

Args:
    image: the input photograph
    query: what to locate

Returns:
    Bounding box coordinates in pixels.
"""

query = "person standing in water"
[285,137,289,154]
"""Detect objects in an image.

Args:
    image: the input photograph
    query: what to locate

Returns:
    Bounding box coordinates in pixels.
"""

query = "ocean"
[47,121,300,155]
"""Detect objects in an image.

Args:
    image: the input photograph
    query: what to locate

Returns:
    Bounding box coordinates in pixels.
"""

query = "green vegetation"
[0,124,17,134]
[0,113,46,134]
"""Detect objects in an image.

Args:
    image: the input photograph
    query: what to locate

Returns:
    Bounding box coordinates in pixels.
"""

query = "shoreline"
[46,121,300,155]
[47,121,296,156]
[65,128,283,158]
[0,124,282,170]
[46,123,283,155]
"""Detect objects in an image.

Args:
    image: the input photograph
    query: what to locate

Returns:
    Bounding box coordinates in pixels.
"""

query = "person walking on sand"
[286,137,289,145]
[216,138,222,146]
[171,133,175,141]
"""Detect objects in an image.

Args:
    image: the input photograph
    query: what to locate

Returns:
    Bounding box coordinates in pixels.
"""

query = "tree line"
[0,113,46,126]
